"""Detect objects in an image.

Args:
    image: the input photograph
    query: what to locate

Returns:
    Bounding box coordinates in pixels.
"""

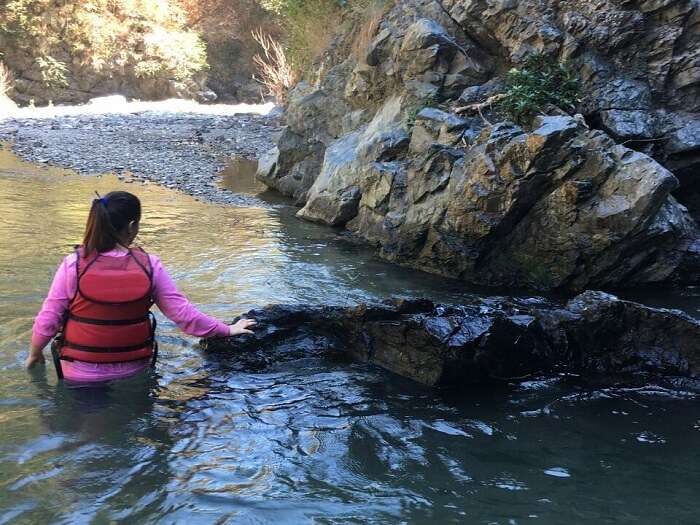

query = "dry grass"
[0,62,14,98]
[350,0,391,64]
[281,0,341,73]
[251,29,299,103]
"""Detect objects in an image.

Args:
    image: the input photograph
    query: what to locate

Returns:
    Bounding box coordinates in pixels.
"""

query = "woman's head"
[82,191,141,256]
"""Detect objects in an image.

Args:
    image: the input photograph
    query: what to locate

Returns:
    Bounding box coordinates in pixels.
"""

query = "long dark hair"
[82,191,141,256]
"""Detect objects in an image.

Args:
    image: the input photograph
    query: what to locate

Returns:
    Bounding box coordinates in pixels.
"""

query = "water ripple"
[3,151,700,523]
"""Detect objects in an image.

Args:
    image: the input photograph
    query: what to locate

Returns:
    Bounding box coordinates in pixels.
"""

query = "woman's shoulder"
[63,250,79,267]
[122,246,163,276]
[139,249,162,269]
[59,248,164,272]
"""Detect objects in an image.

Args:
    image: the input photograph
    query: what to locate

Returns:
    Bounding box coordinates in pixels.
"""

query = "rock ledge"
[203,291,700,391]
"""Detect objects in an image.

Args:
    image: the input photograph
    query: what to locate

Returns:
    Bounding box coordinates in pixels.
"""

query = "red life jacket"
[59,246,156,364]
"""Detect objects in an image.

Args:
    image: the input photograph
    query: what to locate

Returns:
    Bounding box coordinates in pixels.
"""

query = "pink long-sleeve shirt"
[32,248,230,382]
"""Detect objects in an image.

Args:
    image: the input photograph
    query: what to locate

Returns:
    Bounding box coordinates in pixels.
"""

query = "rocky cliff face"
[257,0,700,292]
[203,292,700,391]
[3,56,207,106]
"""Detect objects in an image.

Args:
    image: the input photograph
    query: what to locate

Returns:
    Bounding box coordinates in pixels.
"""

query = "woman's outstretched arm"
[151,256,255,337]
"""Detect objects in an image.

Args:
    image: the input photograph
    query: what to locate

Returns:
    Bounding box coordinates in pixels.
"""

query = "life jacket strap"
[51,337,64,379]
[61,338,155,354]
[67,313,150,326]
[149,312,158,368]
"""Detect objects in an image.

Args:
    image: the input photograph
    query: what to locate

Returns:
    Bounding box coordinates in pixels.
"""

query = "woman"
[26,190,255,382]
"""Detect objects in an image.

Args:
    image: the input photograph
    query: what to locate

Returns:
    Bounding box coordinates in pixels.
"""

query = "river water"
[2,147,700,524]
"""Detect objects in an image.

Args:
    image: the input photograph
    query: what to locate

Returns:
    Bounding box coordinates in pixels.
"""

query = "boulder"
[400,19,459,54]
[255,127,326,204]
[408,107,470,154]
[458,78,505,105]
[202,291,700,391]
[664,114,700,188]
[257,79,352,203]
[598,109,658,140]
[297,96,410,225]
[667,117,700,157]
[303,114,700,291]
[196,90,218,103]
[295,131,364,226]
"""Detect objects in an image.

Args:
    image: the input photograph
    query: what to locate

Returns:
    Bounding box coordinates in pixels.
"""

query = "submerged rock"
[202,291,700,391]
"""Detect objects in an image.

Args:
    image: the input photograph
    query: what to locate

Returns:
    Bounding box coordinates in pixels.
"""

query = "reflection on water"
[219,156,264,195]
[2,147,700,524]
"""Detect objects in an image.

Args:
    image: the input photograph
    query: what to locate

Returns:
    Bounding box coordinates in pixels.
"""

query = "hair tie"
[93,191,108,207]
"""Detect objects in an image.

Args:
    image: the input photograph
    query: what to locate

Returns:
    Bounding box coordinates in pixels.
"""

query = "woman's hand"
[229,318,257,336]
[25,347,45,369]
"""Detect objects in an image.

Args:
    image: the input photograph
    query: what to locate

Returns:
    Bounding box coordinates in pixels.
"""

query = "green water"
[2,148,700,524]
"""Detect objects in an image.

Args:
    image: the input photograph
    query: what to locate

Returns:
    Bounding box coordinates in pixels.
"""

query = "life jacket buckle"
[51,335,64,380]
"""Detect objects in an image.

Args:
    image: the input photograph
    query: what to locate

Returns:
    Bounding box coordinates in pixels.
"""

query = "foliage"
[180,0,277,41]
[180,0,281,99]
[139,25,208,80]
[498,54,580,125]
[273,0,344,71]
[0,0,208,90]
[251,29,298,102]
[0,0,393,100]
[259,0,390,74]
[35,56,69,88]
[0,61,13,97]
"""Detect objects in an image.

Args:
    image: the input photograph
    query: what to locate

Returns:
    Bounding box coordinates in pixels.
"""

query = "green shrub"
[0,0,208,93]
[260,0,343,72]
[139,26,208,81]
[35,56,68,88]
[498,54,580,125]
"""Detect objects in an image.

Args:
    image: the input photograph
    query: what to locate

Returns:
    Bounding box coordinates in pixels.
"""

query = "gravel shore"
[0,102,281,206]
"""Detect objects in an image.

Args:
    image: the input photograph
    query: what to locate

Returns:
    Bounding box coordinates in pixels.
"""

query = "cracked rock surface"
[203,291,700,391]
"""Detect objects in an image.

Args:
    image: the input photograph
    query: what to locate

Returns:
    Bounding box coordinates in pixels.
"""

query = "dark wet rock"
[202,291,700,391]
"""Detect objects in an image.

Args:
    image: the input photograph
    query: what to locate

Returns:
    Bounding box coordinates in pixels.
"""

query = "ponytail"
[82,191,141,257]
